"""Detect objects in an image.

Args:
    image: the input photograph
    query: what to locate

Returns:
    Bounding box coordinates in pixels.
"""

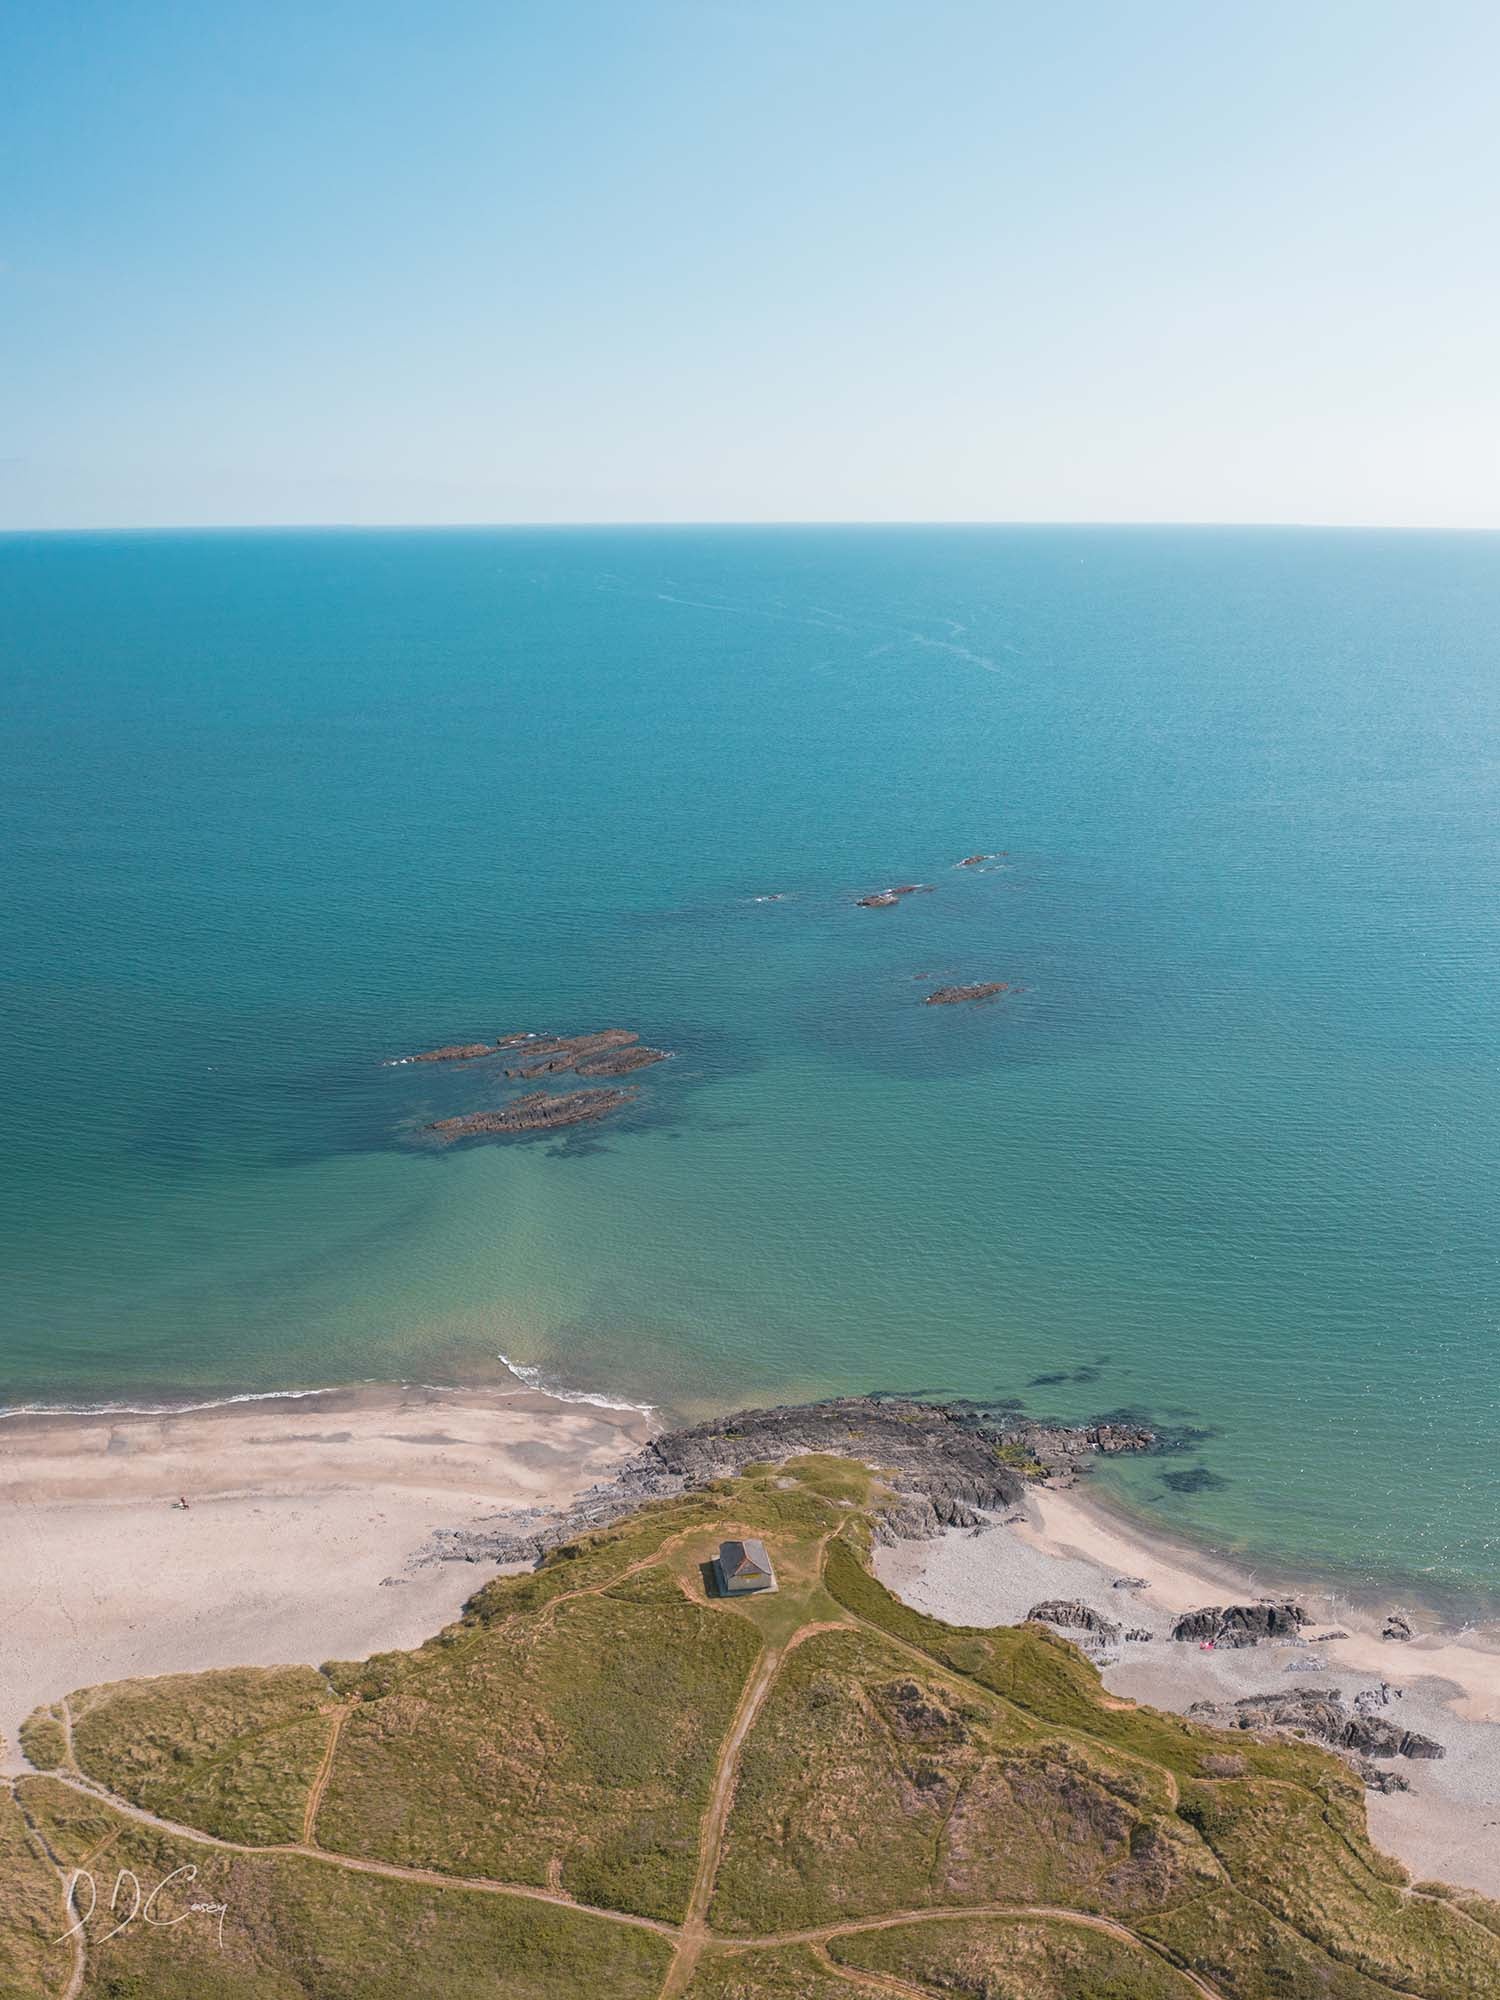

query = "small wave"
[497,1351,657,1418]
[0,1384,347,1423]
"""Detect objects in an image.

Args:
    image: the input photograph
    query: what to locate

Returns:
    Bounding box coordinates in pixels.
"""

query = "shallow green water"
[3,526,1497,1609]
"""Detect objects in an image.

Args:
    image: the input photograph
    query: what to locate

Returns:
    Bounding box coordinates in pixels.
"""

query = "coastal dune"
[0,1381,650,1774]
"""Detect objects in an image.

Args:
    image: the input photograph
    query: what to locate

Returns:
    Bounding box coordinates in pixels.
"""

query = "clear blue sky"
[3,0,1497,528]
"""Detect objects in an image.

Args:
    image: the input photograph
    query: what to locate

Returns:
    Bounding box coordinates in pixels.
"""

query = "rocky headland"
[416,1393,1154,1569]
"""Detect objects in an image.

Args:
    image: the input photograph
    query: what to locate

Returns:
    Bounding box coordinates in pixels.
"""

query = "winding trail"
[17,1522,1450,2000]
[301,1705,350,1845]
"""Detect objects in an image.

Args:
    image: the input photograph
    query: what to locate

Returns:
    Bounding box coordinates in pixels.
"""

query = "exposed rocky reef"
[857,884,934,908]
[504,1030,653,1078]
[396,1031,543,1064]
[401,1025,672,1143]
[574,1045,670,1077]
[955,852,1005,868]
[416,1394,1154,1570]
[1171,1601,1308,1647]
[427,1087,637,1141]
[400,1041,500,1064]
[925,982,1009,1005]
[1187,1685,1444,1788]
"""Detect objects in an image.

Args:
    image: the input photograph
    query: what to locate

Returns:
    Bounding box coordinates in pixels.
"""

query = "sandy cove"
[0,1381,650,1775]
[876,1480,1500,1901]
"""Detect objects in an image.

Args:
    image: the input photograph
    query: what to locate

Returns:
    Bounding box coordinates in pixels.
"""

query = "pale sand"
[0,1382,651,1774]
[876,1481,1500,1900]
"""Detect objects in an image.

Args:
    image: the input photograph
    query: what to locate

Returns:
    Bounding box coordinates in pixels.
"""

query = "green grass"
[65,1666,333,1845]
[1175,1777,1500,1999]
[316,1589,761,1922]
[16,1780,671,2000]
[17,1706,69,1771]
[8,1458,1500,2000]
[708,1622,1215,1936]
[684,1944,858,1996]
[0,1784,73,2000]
[830,1914,1206,1998]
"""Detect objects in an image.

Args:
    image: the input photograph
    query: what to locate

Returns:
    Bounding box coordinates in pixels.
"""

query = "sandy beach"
[876,1479,1500,1901]
[0,1380,651,1774]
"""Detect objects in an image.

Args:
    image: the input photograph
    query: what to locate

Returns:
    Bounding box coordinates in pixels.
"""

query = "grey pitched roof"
[719,1537,773,1578]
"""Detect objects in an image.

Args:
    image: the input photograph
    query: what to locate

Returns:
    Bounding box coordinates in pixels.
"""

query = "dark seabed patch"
[1161,1465,1231,1494]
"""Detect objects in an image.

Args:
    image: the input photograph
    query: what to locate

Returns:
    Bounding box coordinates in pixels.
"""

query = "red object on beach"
[1200,1640,1215,1651]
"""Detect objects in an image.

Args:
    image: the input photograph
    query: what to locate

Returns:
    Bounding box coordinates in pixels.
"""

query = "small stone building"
[715,1537,776,1595]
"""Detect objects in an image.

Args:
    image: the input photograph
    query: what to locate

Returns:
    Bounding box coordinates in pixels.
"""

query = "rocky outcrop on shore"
[1187,1685,1444,1788]
[417,1394,1154,1570]
[427,1087,637,1140]
[1171,1601,1307,1647]
[1027,1599,1122,1645]
[924,983,1009,1005]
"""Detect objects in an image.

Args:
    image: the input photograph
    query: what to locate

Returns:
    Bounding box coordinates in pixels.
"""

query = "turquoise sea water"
[3,527,1498,1611]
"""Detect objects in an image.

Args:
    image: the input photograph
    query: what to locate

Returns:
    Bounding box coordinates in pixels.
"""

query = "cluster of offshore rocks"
[397,1029,672,1143]
[416,1394,1154,1570]
[852,851,1019,1007]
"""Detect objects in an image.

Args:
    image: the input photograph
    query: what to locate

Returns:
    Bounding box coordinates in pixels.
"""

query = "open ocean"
[3,525,1498,1614]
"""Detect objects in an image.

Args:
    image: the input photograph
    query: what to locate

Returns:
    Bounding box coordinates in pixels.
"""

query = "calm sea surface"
[3,527,1498,1609]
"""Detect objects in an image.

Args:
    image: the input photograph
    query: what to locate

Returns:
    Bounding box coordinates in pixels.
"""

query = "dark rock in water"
[1027,1599,1122,1645]
[1172,1601,1307,1647]
[416,1393,1155,1571]
[428,1088,636,1140]
[925,983,1009,1005]
[955,853,994,868]
[856,883,933,908]
[1186,1686,1443,1775]
[504,1029,642,1078]
[1309,1630,1350,1642]
[1113,1576,1149,1590]
[574,1046,671,1077]
[1160,1466,1229,1494]
[1382,1611,1415,1642]
[402,1041,498,1063]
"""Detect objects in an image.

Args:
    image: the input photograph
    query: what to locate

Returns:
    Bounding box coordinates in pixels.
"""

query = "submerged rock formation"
[857,884,934,908]
[925,982,1009,1005]
[417,1395,1154,1570]
[1171,1601,1308,1647]
[427,1087,637,1140]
